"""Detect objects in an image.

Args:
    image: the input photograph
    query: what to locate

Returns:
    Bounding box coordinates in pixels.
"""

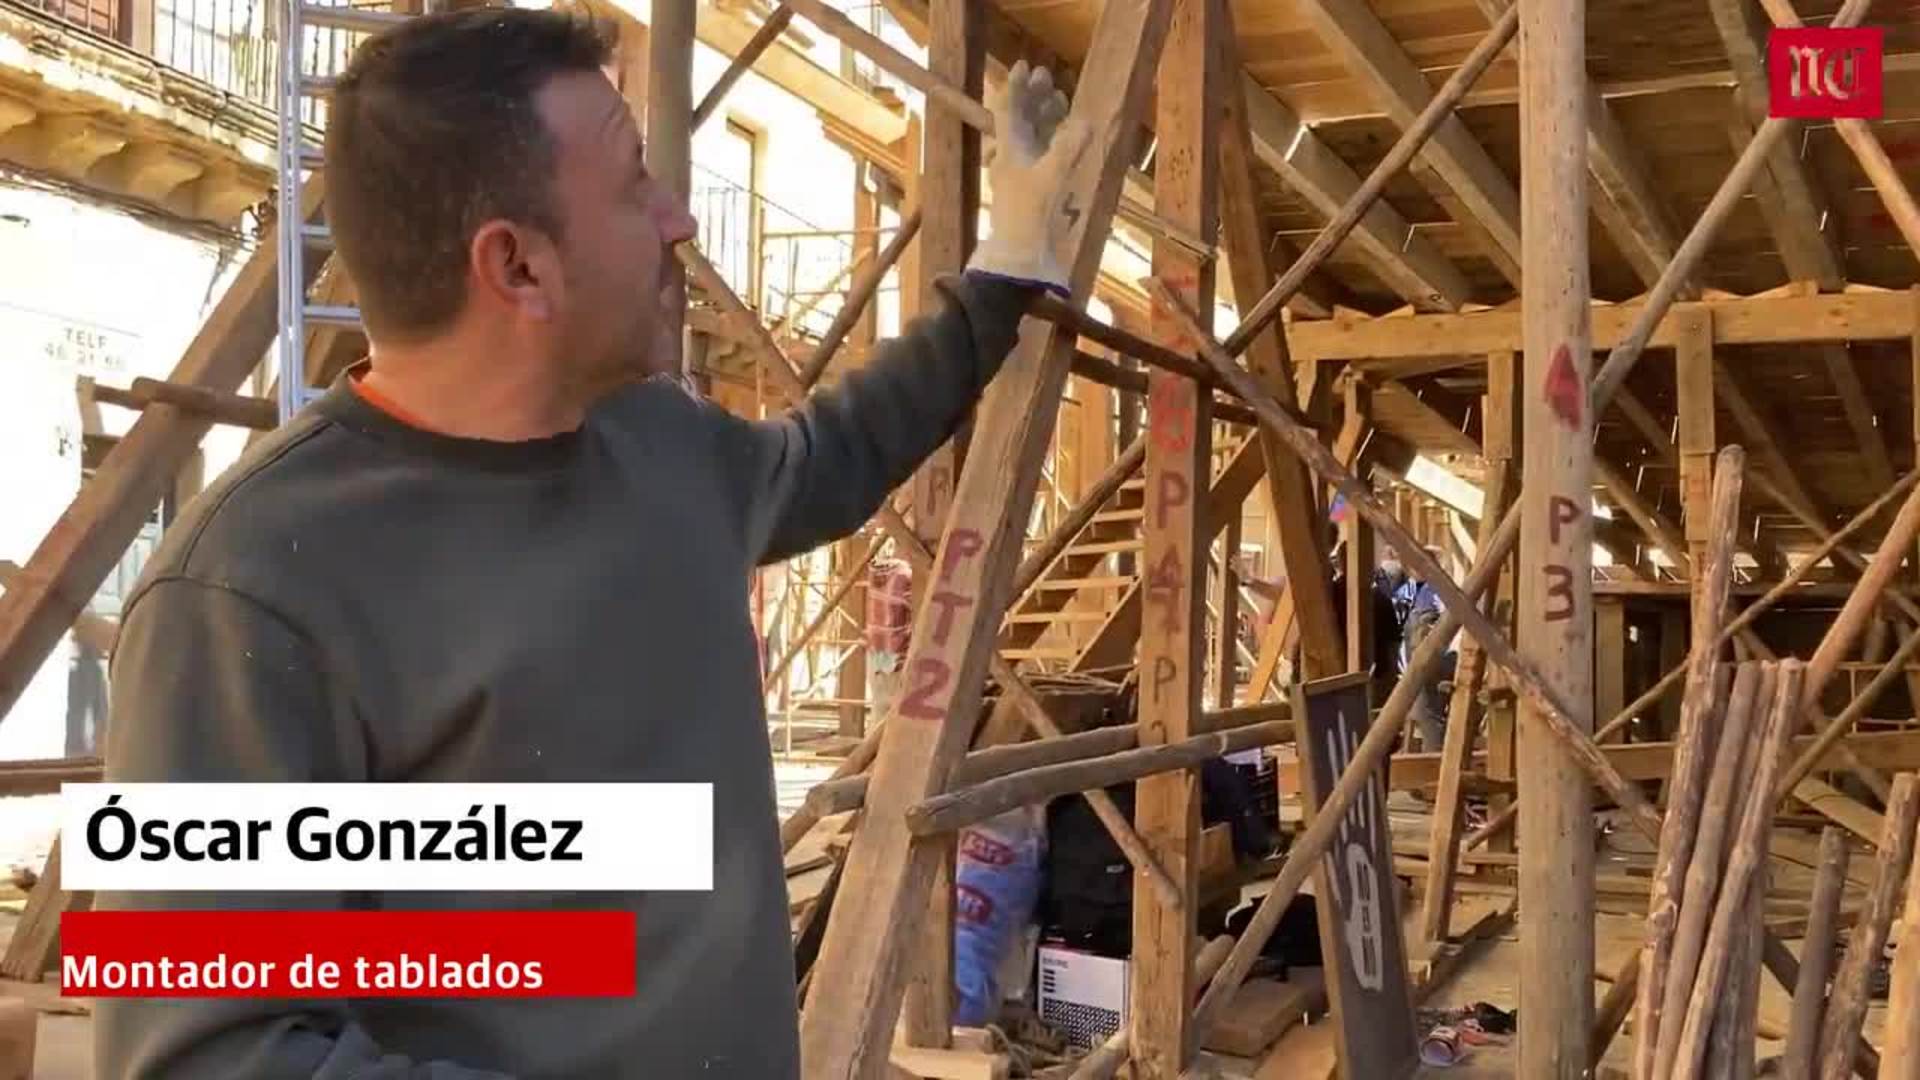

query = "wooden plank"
[1284,291,1918,362]
[1673,308,1715,558]
[1199,973,1326,1058]
[1291,672,1417,1078]
[1290,0,1521,285]
[897,0,981,1046]
[1516,0,1594,1062]
[0,180,325,721]
[1217,17,1341,685]
[1130,0,1216,1068]
[797,0,1177,1069]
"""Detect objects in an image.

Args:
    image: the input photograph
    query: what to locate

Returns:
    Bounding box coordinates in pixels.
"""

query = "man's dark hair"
[323,7,615,340]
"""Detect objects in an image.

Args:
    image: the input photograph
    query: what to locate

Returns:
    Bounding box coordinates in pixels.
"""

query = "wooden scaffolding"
[8,0,1920,1074]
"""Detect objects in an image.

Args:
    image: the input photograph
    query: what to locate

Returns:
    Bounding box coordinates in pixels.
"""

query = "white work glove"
[967,60,1092,298]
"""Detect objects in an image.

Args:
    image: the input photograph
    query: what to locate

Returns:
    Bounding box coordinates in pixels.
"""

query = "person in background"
[1401,546,1458,752]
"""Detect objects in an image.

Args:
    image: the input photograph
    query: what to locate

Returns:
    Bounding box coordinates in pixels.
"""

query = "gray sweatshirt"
[94,273,1036,1079]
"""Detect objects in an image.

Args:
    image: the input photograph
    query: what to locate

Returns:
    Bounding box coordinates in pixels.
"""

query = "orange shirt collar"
[349,369,435,431]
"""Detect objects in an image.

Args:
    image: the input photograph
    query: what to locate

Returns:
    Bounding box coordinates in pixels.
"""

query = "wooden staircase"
[999,432,1255,671]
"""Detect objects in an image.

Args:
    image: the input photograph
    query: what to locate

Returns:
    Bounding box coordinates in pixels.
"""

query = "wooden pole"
[907,723,1288,835]
[1131,0,1218,1066]
[1781,827,1848,1080]
[1817,774,1919,1080]
[647,0,696,378]
[896,0,983,1042]
[1516,0,1596,1058]
[1636,446,1746,1078]
[690,4,794,131]
[1419,350,1517,946]
[1879,816,1920,1079]
[1804,479,1920,703]
[1668,662,1803,1080]
[763,533,886,692]
[1651,661,1765,1078]
[798,210,924,388]
[1590,951,1641,1069]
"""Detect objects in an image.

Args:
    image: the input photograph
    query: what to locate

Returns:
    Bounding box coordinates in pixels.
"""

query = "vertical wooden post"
[1517,0,1594,1063]
[1596,599,1627,742]
[1130,0,1216,1071]
[1215,515,1242,707]
[1675,309,1716,632]
[646,0,695,378]
[897,0,982,1048]
[1343,378,1374,681]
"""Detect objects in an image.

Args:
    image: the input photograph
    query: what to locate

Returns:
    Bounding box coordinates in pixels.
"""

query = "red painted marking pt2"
[1543,345,1584,430]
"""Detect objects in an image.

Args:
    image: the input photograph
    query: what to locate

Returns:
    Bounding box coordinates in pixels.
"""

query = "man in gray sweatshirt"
[94,8,1087,1077]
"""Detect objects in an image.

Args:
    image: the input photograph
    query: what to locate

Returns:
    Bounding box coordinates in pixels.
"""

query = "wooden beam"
[647,0,696,378]
[1217,16,1341,685]
[1284,290,1919,362]
[0,181,325,722]
[896,0,982,1046]
[691,3,794,131]
[1516,0,1593,1061]
[1130,0,1217,1068]
[1290,0,1521,286]
[1237,75,1473,313]
[798,0,1177,1068]
[1581,83,1687,291]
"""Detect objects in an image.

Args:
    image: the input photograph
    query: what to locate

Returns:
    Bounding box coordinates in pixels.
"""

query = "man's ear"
[470,220,561,322]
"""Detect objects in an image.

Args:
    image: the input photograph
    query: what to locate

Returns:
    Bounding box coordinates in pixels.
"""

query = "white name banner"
[60,783,712,892]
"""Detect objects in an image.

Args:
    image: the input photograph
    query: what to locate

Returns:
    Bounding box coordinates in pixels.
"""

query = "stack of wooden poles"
[1632,654,1920,1079]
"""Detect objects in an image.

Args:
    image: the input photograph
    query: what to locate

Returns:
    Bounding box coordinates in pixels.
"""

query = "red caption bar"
[60,910,636,998]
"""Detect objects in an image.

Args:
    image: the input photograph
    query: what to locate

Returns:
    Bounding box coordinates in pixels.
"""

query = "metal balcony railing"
[17,0,366,120]
[690,161,902,345]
